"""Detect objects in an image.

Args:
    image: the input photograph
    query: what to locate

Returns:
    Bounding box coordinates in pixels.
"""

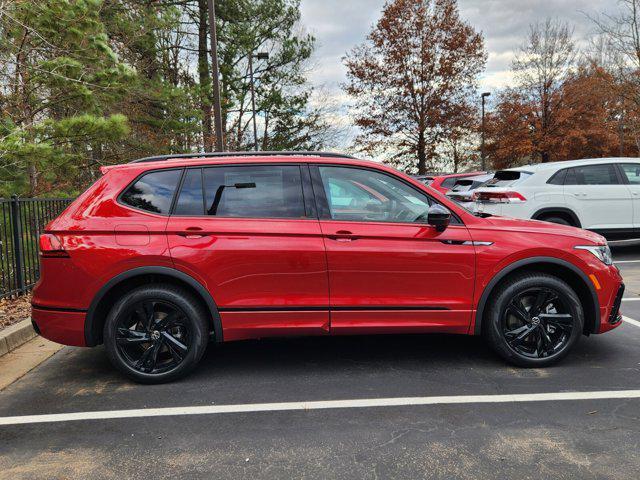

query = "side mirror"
[427,204,451,232]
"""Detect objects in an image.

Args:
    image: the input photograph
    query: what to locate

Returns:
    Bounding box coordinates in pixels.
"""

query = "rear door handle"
[177,227,207,239]
[327,230,357,242]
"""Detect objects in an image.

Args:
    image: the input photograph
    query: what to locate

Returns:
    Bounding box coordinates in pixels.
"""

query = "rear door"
[563,163,632,231]
[617,162,640,229]
[167,164,329,341]
[312,165,475,335]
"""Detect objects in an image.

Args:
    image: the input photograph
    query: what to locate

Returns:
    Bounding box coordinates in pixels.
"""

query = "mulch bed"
[0,294,32,331]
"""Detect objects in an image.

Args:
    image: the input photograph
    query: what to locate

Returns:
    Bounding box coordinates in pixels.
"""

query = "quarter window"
[318,166,432,223]
[565,164,620,185]
[619,163,640,185]
[202,165,305,218]
[120,169,181,214]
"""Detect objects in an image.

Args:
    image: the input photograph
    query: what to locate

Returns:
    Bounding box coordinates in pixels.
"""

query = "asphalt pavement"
[1,245,640,479]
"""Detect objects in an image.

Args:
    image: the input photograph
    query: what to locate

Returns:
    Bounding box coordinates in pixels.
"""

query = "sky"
[300,0,620,108]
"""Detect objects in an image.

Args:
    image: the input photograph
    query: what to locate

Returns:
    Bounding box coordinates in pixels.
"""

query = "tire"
[483,273,584,368]
[541,216,572,226]
[104,284,209,384]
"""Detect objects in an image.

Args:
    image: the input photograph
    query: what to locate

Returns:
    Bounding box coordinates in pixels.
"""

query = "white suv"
[471,158,640,240]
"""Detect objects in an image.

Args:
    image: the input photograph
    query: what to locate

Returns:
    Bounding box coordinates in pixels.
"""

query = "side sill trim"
[219,306,449,312]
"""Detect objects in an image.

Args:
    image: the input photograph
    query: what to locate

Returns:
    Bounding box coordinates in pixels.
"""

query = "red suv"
[419,171,487,193]
[32,152,624,383]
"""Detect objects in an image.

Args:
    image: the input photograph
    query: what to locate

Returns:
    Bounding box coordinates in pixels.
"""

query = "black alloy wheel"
[502,287,573,359]
[484,273,583,367]
[115,300,191,375]
[104,284,209,383]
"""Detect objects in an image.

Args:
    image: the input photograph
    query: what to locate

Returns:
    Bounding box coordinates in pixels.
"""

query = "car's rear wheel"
[104,284,209,384]
[540,216,572,226]
[484,273,583,367]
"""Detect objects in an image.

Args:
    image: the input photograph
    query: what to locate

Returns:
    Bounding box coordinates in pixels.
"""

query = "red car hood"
[480,215,606,245]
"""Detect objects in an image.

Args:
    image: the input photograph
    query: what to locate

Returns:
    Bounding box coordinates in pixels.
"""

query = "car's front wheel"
[484,273,584,367]
[104,284,209,384]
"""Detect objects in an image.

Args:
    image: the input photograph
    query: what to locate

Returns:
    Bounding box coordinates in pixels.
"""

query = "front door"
[167,164,329,341]
[311,165,475,335]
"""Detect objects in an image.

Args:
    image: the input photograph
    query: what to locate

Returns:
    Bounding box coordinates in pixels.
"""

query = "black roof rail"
[129,151,356,164]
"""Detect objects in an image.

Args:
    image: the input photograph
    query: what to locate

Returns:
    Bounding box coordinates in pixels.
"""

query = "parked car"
[471,158,640,240]
[32,152,623,383]
[417,171,487,193]
[445,173,494,207]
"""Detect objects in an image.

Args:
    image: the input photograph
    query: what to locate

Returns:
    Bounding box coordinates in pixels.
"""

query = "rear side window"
[620,163,640,184]
[565,164,620,185]
[174,169,204,215]
[120,169,181,214]
[547,169,567,185]
[202,165,305,218]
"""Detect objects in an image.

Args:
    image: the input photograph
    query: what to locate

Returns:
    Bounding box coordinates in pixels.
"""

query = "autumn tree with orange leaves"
[343,0,486,175]
[485,19,639,169]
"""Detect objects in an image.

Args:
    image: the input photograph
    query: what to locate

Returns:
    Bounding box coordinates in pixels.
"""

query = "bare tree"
[512,19,576,163]
[591,1,640,153]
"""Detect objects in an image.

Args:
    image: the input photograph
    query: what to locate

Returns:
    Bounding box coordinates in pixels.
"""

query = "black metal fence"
[0,196,73,299]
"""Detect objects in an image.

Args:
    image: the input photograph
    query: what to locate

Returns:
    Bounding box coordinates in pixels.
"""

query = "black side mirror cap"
[427,204,451,232]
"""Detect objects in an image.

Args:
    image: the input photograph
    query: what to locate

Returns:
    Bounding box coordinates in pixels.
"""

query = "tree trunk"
[198,0,213,151]
[417,130,427,175]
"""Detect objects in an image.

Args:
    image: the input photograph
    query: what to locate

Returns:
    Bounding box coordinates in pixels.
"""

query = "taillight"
[472,191,527,203]
[39,234,69,258]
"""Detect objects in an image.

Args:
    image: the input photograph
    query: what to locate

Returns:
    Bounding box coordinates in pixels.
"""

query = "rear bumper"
[31,305,87,347]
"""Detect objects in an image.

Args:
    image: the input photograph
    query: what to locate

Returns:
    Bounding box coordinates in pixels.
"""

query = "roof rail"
[129,151,356,164]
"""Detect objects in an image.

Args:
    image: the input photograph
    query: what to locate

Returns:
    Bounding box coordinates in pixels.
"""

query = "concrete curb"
[0,319,37,357]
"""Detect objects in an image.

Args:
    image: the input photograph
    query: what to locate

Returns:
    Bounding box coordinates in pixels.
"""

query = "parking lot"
[0,245,639,479]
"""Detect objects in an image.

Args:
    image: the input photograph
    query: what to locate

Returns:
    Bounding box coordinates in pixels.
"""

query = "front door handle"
[327,230,357,242]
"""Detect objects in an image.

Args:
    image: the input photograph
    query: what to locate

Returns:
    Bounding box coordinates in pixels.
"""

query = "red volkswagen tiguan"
[32,152,624,383]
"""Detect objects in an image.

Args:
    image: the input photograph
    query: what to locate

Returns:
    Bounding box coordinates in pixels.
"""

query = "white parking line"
[615,260,640,264]
[2,390,640,426]
[622,298,640,302]
[623,316,640,328]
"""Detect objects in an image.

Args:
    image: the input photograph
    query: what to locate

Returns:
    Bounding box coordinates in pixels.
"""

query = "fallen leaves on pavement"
[0,294,31,330]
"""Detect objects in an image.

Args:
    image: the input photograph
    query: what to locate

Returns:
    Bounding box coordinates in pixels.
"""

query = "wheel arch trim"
[473,256,600,336]
[85,266,223,346]
[531,207,581,227]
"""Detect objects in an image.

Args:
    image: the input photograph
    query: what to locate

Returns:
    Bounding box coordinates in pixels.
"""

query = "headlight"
[575,245,613,265]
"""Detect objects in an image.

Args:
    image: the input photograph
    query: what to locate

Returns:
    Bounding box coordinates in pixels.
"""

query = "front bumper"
[597,282,624,334]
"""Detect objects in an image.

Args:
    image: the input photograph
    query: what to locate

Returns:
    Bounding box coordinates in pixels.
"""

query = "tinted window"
[319,166,432,223]
[565,164,620,185]
[547,169,567,185]
[120,169,181,214]
[441,177,459,189]
[484,170,532,188]
[203,165,305,218]
[620,163,640,185]
[174,169,204,215]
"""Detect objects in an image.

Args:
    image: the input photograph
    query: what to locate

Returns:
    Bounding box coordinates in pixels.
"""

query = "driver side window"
[318,166,432,223]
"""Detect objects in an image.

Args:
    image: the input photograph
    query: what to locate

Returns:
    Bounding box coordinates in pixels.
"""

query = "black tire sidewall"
[542,216,571,226]
[485,274,583,367]
[104,284,208,384]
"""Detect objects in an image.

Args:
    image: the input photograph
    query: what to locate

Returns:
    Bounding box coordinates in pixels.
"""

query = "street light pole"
[481,92,491,170]
[249,52,269,151]
[207,0,224,152]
